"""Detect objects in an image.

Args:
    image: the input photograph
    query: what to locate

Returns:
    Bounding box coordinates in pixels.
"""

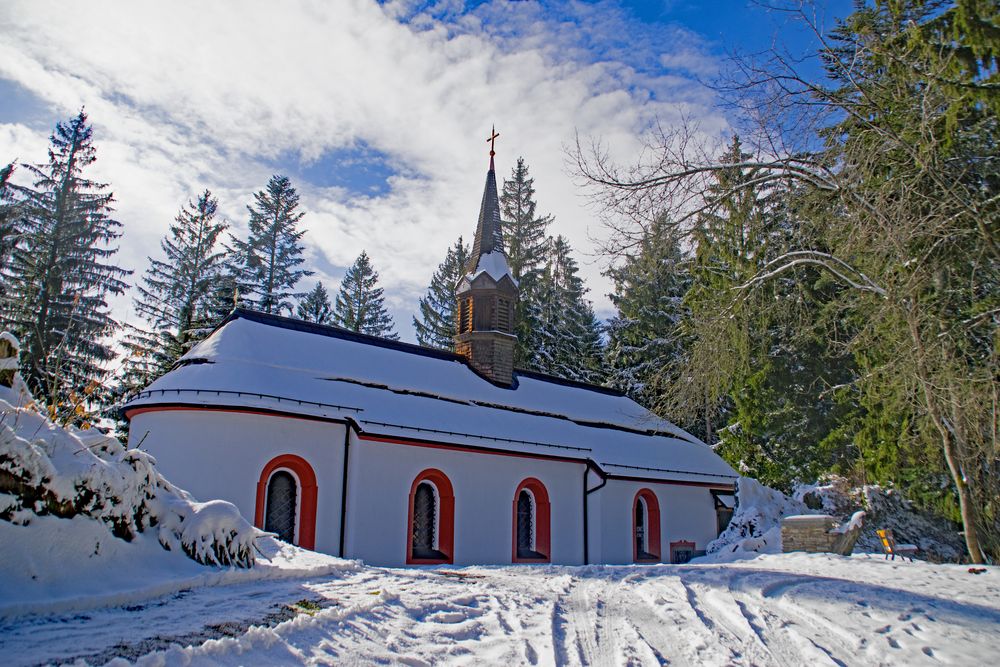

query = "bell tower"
[455,127,519,386]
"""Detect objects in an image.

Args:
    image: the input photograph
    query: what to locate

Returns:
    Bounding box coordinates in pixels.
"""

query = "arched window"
[633,488,661,562]
[512,478,550,563]
[254,454,318,550]
[407,469,454,564]
[411,481,440,559]
[265,470,298,543]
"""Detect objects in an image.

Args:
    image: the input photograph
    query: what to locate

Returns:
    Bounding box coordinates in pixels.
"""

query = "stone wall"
[781,515,842,553]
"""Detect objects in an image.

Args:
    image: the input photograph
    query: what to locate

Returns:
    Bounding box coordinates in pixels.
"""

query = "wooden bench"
[876,529,918,561]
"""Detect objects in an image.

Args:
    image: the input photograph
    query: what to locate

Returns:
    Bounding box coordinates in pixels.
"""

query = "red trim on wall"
[511,478,551,563]
[633,488,662,563]
[405,468,455,565]
[128,407,733,491]
[125,404,346,425]
[254,454,318,550]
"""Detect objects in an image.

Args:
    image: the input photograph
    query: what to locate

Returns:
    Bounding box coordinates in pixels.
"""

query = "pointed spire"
[465,126,508,276]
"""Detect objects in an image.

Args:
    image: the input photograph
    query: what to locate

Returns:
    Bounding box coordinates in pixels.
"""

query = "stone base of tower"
[455,332,516,386]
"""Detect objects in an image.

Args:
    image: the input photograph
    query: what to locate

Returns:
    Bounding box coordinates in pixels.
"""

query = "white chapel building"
[124,146,738,567]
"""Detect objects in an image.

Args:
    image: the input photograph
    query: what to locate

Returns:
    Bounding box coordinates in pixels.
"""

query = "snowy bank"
[0,519,354,618]
[0,337,355,618]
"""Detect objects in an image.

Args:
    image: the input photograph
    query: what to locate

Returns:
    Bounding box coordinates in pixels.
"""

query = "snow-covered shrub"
[705,477,812,557]
[0,335,256,568]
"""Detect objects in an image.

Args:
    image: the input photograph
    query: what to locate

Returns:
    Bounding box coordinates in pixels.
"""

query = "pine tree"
[0,110,130,417]
[533,235,604,382]
[296,281,333,324]
[333,251,398,339]
[500,157,552,365]
[230,175,312,314]
[123,190,230,388]
[412,237,469,350]
[605,214,691,409]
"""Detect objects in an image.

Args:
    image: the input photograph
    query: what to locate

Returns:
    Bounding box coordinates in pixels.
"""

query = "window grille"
[635,499,646,555]
[635,498,656,561]
[516,490,534,557]
[265,471,297,544]
[412,482,445,560]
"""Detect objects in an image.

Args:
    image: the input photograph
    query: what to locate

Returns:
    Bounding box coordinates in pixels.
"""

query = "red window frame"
[406,468,455,565]
[254,454,318,550]
[511,477,551,563]
[633,488,661,563]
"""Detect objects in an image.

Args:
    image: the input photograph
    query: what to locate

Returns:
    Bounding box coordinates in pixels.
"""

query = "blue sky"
[0,0,853,341]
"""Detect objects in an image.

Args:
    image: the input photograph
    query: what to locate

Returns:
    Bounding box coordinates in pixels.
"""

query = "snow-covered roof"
[466,251,517,286]
[125,310,737,485]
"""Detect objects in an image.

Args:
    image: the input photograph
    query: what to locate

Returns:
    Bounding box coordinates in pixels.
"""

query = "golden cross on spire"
[487,125,500,157]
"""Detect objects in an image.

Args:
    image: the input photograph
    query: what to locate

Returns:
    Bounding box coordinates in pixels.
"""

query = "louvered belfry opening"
[411,482,445,560]
[264,470,297,544]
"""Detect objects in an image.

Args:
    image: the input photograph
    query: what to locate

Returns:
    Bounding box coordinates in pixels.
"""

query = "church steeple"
[454,127,519,386]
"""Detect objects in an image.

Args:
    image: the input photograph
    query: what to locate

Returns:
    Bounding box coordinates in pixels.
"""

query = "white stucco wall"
[344,434,587,567]
[129,410,725,566]
[129,410,347,555]
[589,479,721,564]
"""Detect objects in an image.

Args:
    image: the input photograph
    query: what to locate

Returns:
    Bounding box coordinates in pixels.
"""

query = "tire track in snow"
[722,570,857,666]
[675,576,775,665]
[551,576,624,666]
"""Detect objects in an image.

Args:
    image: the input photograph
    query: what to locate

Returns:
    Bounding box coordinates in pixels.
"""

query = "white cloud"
[0,0,728,340]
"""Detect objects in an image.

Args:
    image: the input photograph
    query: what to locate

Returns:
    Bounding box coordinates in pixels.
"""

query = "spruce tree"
[0,162,19,287]
[231,175,312,315]
[412,237,469,350]
[333,251,398,339]
[296,281,333,324]
[533,235,604,382]
[605,214,691,409]
[500,157,552,365]
[123,190,230,388]
[0,110,129,417]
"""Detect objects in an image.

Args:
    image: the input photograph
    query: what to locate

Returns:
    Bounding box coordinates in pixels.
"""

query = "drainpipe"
[338,418,357,558]
[582,459,607,565]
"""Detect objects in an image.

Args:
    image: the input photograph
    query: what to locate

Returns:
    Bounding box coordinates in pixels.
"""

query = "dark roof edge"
[229,308,463,362]
[217,308,629,399]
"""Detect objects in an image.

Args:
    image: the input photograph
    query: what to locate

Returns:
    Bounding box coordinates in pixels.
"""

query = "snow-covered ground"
[2,550,997,666]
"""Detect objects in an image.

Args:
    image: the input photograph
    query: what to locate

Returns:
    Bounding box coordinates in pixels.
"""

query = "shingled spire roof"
[466,160,505,272]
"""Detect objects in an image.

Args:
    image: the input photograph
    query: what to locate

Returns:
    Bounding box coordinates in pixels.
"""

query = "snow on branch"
[734,250,887,297]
